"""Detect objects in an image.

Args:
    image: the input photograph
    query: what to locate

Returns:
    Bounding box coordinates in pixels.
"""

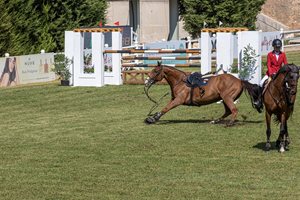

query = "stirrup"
[199,87,205,97]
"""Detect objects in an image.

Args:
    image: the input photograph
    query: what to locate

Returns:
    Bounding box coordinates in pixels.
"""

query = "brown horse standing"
[144,63,262,125]
[263,64,299,152]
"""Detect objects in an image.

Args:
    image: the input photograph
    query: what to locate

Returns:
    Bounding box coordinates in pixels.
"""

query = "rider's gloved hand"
[271,73,276,80]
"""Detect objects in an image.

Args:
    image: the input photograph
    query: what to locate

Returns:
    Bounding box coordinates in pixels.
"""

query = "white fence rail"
[281,29,300,49]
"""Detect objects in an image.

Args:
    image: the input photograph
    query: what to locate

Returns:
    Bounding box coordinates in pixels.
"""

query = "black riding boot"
[253,86,263,113]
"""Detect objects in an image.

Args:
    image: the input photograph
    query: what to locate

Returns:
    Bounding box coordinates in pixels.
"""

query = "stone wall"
[261,0,300,29]
[256,13,289,31]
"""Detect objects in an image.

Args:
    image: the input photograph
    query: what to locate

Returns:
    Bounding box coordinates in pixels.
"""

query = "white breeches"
[260,75,269,87]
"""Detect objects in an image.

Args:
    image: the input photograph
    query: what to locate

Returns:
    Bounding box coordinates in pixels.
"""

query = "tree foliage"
[179,0,266,38]
[0,0,107,56]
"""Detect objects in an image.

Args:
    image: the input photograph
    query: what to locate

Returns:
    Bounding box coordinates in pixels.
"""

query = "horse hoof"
[226,121,235,127]
[210,120,217,124]
[265,143,271,151]
[144,117,156,124]
[279,146,285,153]
[285,139,290,149]
[257,108,262,113]
[285,146,289,151]
[210,119,221,124]
[284,143,290,151]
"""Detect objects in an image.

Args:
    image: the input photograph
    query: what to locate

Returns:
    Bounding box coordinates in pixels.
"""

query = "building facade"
[106,0,189,44]
[107,0,300,44]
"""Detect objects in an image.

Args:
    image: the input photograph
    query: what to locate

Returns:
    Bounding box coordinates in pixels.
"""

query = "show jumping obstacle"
[104,48,205,74]
[103,41,205,84]
[200,27,261,84]
[64,27,263,86]
[65,28,123,87]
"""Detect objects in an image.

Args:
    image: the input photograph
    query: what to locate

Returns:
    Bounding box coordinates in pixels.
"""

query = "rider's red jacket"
[266,50,288,76]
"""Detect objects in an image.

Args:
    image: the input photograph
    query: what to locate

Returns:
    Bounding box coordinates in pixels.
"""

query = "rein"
[266,81,283,104]
[267,71,297,105]
[144,66,185,116]
[144,83,169,116]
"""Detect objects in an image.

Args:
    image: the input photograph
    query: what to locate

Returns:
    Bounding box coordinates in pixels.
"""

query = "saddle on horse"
[185,72,210,97]
[184,72,213,106]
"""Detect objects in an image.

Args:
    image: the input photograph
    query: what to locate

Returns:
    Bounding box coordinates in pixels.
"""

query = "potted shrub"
[52,54,72,86]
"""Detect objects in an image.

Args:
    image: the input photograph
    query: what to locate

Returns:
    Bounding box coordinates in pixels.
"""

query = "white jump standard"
[65,28,123,87]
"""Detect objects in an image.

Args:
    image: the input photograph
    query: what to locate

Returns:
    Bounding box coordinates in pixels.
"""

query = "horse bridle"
[268,69,299,105]
[145,67,163,87]
[144,67,168,116]
[283,70,299,105]
[144,66,186,116]
[284,71,299,91]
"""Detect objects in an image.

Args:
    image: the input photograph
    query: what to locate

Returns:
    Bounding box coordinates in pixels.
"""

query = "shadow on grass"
[157,119,212,124]
[155,119,262,126]
[253,141,279,151]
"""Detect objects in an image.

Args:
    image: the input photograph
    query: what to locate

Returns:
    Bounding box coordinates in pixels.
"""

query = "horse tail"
[242,80,263,113]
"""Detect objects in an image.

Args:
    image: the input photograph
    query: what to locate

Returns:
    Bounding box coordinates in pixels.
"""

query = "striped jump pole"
[122,56,201,60]
[201,27,249,33]
[122,63,201,68]
[104,49,201,54]
[73,28,122,32]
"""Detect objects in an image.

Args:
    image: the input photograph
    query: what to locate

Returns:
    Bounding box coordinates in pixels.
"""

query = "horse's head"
[145,62,164,87]
[283,64,300,96]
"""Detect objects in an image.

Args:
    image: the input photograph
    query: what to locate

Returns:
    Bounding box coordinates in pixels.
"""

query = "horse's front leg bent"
[144,98,184,124]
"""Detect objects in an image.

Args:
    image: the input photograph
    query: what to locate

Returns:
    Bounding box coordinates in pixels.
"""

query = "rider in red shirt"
[260,39,288,86]
[254,39,288,112]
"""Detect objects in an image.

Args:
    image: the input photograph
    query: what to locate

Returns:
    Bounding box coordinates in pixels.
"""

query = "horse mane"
[273,63,297,80]
[162,65,187,75]
[161,65,188,81]
[161,65,216,77]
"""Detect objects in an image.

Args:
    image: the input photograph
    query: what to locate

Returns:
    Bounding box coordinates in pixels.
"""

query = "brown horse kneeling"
[144,63,262,126]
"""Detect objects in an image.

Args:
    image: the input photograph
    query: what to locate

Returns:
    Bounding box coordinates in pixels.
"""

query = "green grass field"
[1,52,300,200]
